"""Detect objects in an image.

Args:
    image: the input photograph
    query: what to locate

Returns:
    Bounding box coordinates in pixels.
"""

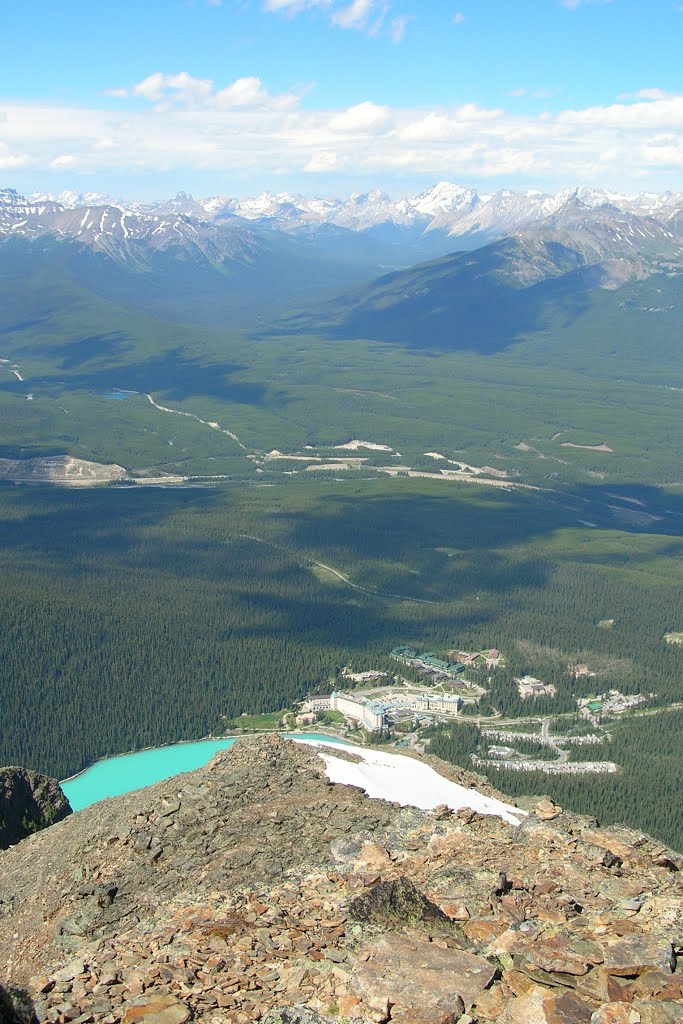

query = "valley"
[4,8,683,1023]
[0,181,681,854]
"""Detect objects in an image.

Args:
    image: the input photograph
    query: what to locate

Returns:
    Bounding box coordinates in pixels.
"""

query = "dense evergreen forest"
[1,477,681,807]
[428,711,683,851]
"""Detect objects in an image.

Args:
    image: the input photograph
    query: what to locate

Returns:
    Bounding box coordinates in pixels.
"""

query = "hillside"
[0,736,681,1024]
[281,202,683,354]
[0,195,402,330]
[0,456,127,485]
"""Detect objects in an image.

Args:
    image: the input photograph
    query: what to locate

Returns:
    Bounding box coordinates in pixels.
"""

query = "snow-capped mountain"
[5,183,683,265]
[199,182,482,234]
[0,187,270,266]
[170,182,683,246]
[27,189,117,210]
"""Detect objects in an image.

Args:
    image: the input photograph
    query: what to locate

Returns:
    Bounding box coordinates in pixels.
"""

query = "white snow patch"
[295,739,526,826]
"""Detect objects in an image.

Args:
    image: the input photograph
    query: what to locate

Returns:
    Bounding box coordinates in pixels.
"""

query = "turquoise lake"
[61,733,347,811]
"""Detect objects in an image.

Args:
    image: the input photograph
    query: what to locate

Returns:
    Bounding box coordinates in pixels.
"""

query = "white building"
[331,692,385,731]
[414,695,463,715]
[301,692,385,731]
[516,676,557,699]
[304,696,333,712]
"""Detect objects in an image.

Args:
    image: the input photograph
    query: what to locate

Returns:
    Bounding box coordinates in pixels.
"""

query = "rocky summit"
[0,737,681,1024]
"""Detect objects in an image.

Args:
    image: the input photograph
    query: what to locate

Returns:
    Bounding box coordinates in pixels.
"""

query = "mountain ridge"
[16,182,683,249]
[282,199,683,350]
[0,736,681,1024]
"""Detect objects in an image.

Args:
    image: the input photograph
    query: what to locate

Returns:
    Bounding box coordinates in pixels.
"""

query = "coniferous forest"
[0,475,681,856]
[428,711,683,852]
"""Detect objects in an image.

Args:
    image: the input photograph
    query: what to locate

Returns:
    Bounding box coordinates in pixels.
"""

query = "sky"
[1,0,682,200]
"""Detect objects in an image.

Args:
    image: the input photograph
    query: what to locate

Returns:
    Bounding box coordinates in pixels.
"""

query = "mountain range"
[18,182,683,248]
[3,182,683,335]
[279,197,683,351]
[0,187,413,327]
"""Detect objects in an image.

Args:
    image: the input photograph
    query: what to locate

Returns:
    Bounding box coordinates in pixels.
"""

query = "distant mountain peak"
[3,180,682,265]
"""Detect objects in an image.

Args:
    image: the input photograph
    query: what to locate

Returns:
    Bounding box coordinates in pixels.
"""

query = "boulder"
[536,800,563,821]
[348,876,451,928]
[121,996,190,1024]
[350,931,496,1019]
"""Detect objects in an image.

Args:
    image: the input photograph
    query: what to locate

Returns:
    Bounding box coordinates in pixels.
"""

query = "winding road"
[238,534,439,605]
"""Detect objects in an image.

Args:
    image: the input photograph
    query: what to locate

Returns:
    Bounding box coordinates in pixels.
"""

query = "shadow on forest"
[0,443,70,459]
[272,244,596,355]
[51,331,134,369]
[0,480,681,643]
[0,486,218,564]
[34,347,267,405]
[568,482,683,540]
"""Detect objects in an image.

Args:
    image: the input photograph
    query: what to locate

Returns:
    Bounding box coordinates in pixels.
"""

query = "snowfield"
[295,739,526,826]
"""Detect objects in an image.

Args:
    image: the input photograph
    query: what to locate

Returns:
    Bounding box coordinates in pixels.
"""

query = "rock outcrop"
[0,767,72,850]
[0,457,128,486]
[0,736,680,1024]
[0,982,36,1024]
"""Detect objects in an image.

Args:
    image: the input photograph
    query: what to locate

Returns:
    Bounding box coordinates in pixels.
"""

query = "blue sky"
[1,0,682,198]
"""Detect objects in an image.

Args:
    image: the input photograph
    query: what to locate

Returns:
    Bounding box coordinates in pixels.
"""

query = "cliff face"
[0,767,72,850]
[0,737,681,1024]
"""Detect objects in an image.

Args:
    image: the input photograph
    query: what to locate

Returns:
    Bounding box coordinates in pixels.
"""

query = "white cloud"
[304,149,339,171]
[329,100,393,134]
[115,72,300,112]
[507,87,555,99]
[264,0,399,37]
[50,154,78,169]
[561,0,613,8]
[4,84,683,190]
[332,0,379,29]
[263,0,331,11]
[621,88,671,101]
[452,12,464,24]
[0,141,28,169]
[390,13,411,42]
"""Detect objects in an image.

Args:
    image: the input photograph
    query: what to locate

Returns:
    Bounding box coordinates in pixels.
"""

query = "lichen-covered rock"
[261,1011,335,1024]
[0,767,72,850]
[0,982,36,1024]
[348,876,450,928]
